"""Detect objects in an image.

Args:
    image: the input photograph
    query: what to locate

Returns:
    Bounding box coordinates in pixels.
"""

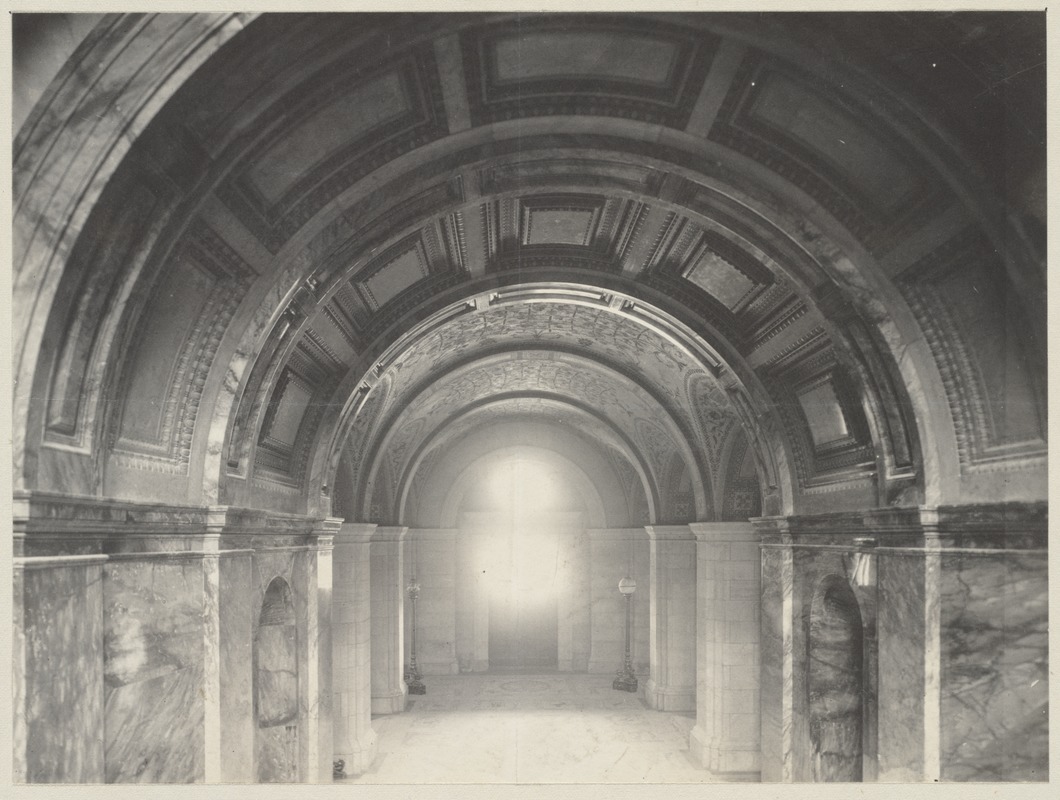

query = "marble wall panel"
[759,545,790,782]
[256,624,299,726]
[103,554,207,783]
[257,723,299,783]
[15,557,106,783]
[876,553,929,781]
[808,580,864,781]
[939,552,1048,781]
[218,551,254,782]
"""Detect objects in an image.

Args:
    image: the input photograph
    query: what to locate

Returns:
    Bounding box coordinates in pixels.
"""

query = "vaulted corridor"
[10,10,1048,786]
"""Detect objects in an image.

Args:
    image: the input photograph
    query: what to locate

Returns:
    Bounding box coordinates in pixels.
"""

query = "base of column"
[689,725,712,768]
[709,745,761,775]
[334,731,378,779]
[371,687,408,714]
[644,678,695,711]
[470,658,489,672]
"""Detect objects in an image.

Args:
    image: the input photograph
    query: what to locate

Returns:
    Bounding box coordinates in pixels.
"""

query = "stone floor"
[351,672,720,784]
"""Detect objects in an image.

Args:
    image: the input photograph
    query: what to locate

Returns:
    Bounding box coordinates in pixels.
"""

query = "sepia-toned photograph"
[8,5,1049,789]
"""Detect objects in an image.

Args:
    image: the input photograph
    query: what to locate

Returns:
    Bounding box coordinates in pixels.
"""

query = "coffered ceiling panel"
[462,15,719,127]
[217,45,449,252]
[708,51,953,255]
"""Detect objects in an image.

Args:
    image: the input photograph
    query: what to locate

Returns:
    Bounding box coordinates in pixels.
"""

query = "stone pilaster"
[644,525,696,711]
[370,526,408,714]
[304,518,338,782]
[332,523,376,778]
[689,522,761,778]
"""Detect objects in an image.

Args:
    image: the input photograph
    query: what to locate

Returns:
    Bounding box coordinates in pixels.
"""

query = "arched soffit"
[431,444,610,531]
[404,421,639,529]
[384,397,657,526]
[352,344,713,521]
[14,13,1046,514]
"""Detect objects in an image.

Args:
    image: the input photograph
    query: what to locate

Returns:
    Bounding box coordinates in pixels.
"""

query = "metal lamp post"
[613,575,638,692]
[405,577,426,695]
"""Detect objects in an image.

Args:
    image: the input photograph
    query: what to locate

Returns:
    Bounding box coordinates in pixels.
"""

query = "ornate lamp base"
[405,670,426,695]
[612,671,638,692]
[407,678,427,695]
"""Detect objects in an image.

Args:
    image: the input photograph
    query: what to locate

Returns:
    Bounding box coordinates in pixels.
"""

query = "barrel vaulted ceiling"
[13,12,1046,522]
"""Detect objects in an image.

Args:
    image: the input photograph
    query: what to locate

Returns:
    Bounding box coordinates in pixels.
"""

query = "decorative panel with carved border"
[218,44,449,253]
[462,15,719,128]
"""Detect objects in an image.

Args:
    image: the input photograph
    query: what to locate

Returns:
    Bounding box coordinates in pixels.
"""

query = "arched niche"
[254,577,299,782]
[807,576,866,782]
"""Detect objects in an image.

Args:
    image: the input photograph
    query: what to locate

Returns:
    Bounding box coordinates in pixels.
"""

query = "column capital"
[689,521,758,543]
[336,522,377,544]
[371,525,408,543]
[644,524,694,542]
[308,517,341,551]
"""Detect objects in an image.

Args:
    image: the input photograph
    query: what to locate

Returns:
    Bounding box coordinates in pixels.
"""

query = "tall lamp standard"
[613,576,638,692]
[405,577,426,695]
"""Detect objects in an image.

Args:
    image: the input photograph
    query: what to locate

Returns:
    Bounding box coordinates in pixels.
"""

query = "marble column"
[644,525,696,711]
[689,522,761,777]
[304,518,338,782]
[332,523,376,778]
[371,526,408,714]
